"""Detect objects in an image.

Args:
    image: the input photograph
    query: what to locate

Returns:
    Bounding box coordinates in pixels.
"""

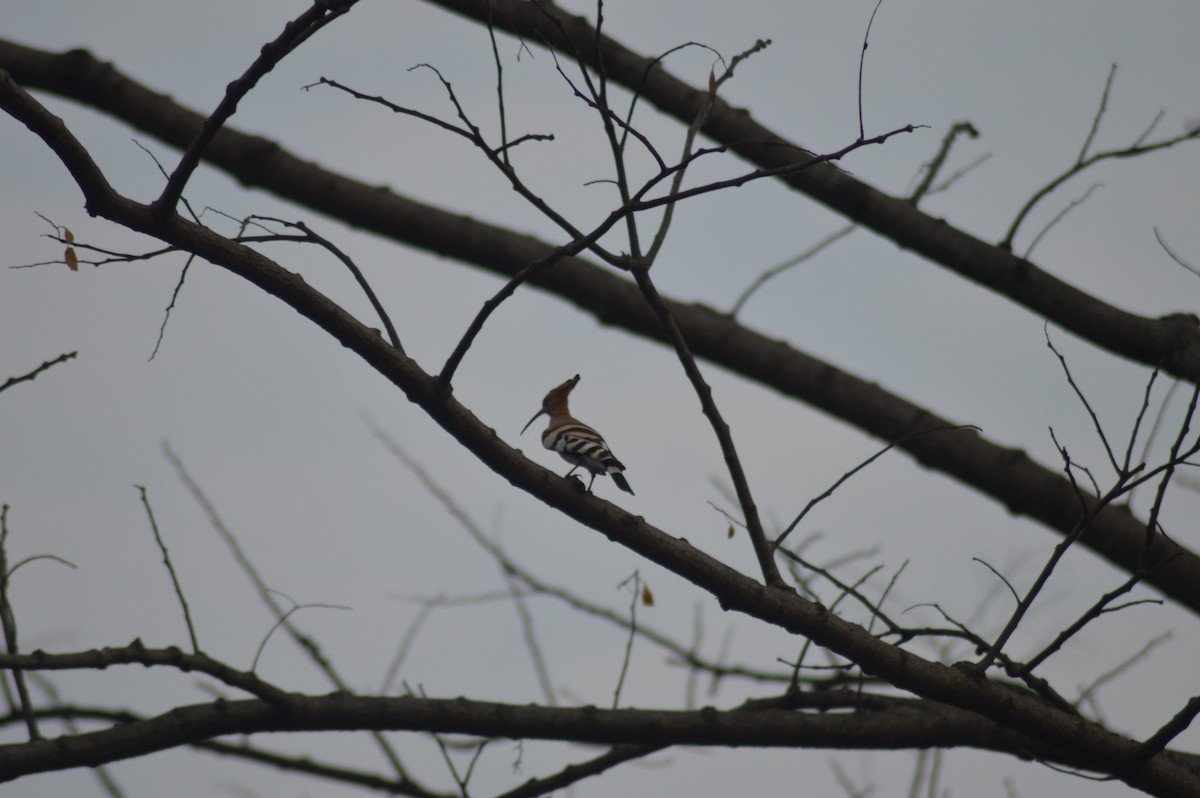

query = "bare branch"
[971,558,1021,606]
[0,351,77,397]
[162,442,421,786]
[612,571,643,709]
[1002,65,1199,250]
[155,0,360,214]
[857,0,885,142]
[628,262,784,587]
[0,507,38,740]
[244,215,403,352]
[1078,64,1118,165]
[908,121,979,205]
[644,38,772,266]
[774,425,980,550]
[1130,696,1200,773]
[0,644,293,706]
[1045,325,1122,476]
[1154,227,1200,280]
[1023,182,1104,260]
[490,743,666,798]
[731,224,855,318]
[1074,632,1171,710]
[1,691,1170,786]
[135,484,200,654]
[148,257,194,362]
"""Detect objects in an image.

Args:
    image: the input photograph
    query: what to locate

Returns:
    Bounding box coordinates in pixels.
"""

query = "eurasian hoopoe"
[521,374,634,495]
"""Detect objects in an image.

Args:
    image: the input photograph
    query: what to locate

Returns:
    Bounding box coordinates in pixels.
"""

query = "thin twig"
[0,506,38,739]
[908,121,979,205]
[779,549,900,635]
[1074,632,1171,709]
[432,730,486,798]
[630,264,784,587]
[27,677,126,798]
[927,151,992,196]
[250,596,351,674]
[645,38,772,266]
[491,743,666,798]
[1016,571,1158,676]
[971,558,1021,606]
[546,7,647,258]
[1023,183,1104,260]
[484,1,511,166]
[136,484,200,653]
[246,215,403,352]
[907,750,929,798]
[504,570,557,706]
[163,442,420,786]
[685,603,704,709]
[366,423,561,702]
[133,139,201,222]
[0,351,77,397]
[368,422,803,686]
[1139,382,1200,562]
[974,385,1194,671]
[731,224,855,317]
[612,572,641,709]
[977,492,1109,669]
[380,601,438,695]
[1128,377,1180,507]
[857,0,885,142]
[149,257,194,361]
[155,0,359,214]
[1123,365,1162,475]
[1002,64,1200,249]
[538,6,666,172]
[1154,227,1200,279]
[774,425,979,550]
[1078,64,1118,165]
[1045,325,1121,475]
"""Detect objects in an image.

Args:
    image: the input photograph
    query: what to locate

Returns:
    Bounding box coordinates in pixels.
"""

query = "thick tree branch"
[1,691,1196,789]
[1,48,1198,616]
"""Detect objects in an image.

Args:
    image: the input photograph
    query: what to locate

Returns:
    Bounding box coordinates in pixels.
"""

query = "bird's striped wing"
[544,422,634,494]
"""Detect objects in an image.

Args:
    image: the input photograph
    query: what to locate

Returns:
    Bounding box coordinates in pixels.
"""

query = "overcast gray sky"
[2,1,1199,796]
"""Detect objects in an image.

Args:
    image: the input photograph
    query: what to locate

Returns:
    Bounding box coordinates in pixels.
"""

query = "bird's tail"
[611,471,634,495]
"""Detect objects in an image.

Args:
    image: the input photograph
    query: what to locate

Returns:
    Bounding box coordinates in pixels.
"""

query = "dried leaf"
[727,524,735,539]
[708,68,718,99]
[641,584,654,606]
[65,248,78,271]
[64,227,75,244]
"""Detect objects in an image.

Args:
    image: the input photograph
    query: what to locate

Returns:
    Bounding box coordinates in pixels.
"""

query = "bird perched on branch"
[521,374,634,495]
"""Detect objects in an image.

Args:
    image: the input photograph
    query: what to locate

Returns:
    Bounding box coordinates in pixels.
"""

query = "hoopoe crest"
[521,374,634,495]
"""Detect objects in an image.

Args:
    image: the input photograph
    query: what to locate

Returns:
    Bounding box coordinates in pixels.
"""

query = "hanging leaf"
[727,524,735,539]
[641,583,654,606]
[64,227,75,244]
[65,247,78,271]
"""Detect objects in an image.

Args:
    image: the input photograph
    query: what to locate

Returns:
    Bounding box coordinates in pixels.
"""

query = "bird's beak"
[521,409,546,435]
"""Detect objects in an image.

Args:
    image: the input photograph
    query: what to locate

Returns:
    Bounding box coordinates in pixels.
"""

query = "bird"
[521,374,634,495]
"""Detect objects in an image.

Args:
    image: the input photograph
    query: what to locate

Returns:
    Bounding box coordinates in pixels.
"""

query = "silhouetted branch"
[135,484,201,653]
[0,351,77,397]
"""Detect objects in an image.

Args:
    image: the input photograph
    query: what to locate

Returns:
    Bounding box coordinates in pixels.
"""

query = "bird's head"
[521,374,581,434]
